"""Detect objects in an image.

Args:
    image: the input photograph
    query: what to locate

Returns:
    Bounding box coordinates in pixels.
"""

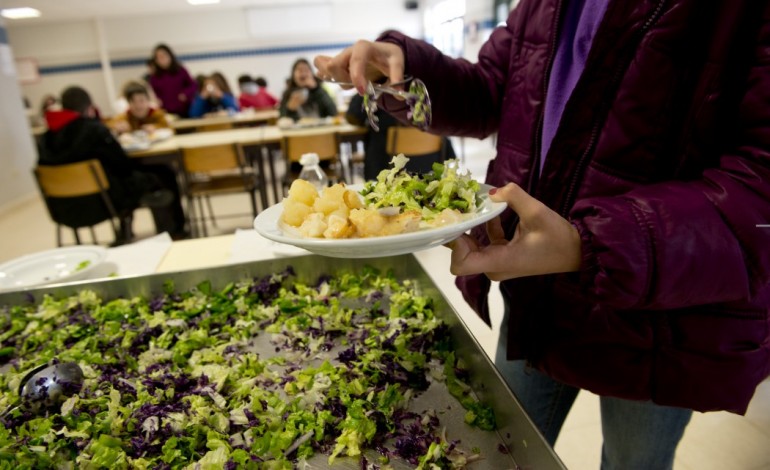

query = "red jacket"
[380,0,770,413]
[239,89,278,110]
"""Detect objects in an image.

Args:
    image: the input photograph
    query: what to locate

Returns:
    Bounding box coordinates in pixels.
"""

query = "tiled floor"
[2,137,769,469]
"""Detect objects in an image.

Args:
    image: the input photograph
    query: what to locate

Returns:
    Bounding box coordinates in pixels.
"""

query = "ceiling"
[0,0,369,24]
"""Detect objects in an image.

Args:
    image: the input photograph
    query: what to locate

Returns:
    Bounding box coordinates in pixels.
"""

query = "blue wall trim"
[39,62,102,74]
[0,25,8,45]
[39,41,355,76]
[479,18,497,29]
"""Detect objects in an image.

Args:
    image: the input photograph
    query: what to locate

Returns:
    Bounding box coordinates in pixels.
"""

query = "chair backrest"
[181,144,243,173]
[34,159,110,198]
[282,132,339,163]
[386,126,443,157]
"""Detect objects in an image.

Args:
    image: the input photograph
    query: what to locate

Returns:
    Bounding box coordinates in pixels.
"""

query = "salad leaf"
[361,156,480,221]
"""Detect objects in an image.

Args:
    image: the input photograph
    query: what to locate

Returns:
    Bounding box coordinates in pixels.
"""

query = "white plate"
[121,140,151,152]
[253,184,506,258]
[150,128,174,142]
[0,245,108,292]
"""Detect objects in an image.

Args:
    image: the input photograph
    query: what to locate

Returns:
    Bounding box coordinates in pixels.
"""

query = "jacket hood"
[45,110,81,131]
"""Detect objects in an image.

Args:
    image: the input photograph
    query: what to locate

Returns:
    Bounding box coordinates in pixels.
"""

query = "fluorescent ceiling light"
[1,7,41,19]
[187,0,221,5]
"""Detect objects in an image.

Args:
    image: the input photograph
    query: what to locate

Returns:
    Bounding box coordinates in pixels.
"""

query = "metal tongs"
[326,77,431,132]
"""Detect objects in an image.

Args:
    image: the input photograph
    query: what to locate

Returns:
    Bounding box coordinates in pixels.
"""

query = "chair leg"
[186,196,198,238]
[73,228,81,245]
[205,196,217,227]
[249,190,258,219]
[56,225,62,247]
[89,226,98,245]
[197,196,209,237]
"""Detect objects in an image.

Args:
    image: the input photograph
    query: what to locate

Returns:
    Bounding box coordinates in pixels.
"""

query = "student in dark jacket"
[41,86,186,242]
[279,58,337,121]
[316,1,770,468]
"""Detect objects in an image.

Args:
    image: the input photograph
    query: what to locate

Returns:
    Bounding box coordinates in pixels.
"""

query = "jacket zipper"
[558,0,669,217]
[528,0,564,197]
[510,0,564,243]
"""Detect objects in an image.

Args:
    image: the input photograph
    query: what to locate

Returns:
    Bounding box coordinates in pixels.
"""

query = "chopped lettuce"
[0,267,495,468]
[361,156,481,221]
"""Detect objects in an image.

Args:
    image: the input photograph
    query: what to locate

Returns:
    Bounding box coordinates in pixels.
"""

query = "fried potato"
[324,214,355,239]
[281,182,422,238]
[349,209,387,238]
[313,184,348,215]
[381,211,421,236]
[287,179,319,206]
[299,212,327,238]
[281,199,314,227]
[343,190,364,210]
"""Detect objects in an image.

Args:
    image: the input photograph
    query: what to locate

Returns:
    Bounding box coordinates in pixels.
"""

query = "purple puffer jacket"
[380,0,770,414]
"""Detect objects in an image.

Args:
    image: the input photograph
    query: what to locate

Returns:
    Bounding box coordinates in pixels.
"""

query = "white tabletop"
[170,109,279,130]
[127,123,366,157]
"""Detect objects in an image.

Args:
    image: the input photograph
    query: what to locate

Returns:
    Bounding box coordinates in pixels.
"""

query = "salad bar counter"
[0,255,565,469]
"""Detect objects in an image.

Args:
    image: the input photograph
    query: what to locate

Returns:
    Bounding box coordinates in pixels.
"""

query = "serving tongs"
[326,77,431,132]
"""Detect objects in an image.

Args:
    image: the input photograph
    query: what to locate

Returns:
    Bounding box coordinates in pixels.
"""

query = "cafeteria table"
[126,124,367,208]
[169,109,279,133]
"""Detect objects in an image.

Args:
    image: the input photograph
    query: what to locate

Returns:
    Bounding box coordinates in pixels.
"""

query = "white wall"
[7,1,423,116]
[0,19,38,210]
[463,0,496,62]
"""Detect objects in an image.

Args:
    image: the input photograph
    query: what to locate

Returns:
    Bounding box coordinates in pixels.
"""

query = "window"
[424,0,465,58]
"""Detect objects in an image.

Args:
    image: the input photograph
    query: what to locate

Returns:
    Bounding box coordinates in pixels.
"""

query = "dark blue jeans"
[495,313,692,470]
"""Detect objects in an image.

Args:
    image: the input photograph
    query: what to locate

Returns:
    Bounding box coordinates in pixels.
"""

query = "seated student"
[279,58,337,121]
[109,81,171,135]
[237,75,261,110]
[41,86,187,243]
[345,93,455,180]
[211,71,234,96]
[188,75,239,118]
[254,77,279,109]
[239,75,279,110]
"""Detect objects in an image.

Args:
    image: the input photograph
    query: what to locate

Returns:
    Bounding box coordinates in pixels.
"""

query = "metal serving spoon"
[2,362,84,418]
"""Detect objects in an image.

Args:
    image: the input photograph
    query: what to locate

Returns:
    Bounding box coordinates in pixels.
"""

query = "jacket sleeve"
[345,94,366,126]
[188,96,206,118]
[376,18,517,138]
[180,67,199,102]
[150,109,171,129]
[312,86,338,118]
[223,94,239,112]
[279,91,299,121]
[570,12,770,310]
[90,122,137,175]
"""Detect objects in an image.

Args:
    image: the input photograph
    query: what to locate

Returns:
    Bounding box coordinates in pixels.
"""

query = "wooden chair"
[386,126,445,160]
[180,143,259,237]
[34,159,127,246]
[280,132,343,193]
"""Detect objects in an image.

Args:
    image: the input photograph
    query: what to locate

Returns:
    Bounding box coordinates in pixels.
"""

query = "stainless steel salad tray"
[0,254,565,470]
